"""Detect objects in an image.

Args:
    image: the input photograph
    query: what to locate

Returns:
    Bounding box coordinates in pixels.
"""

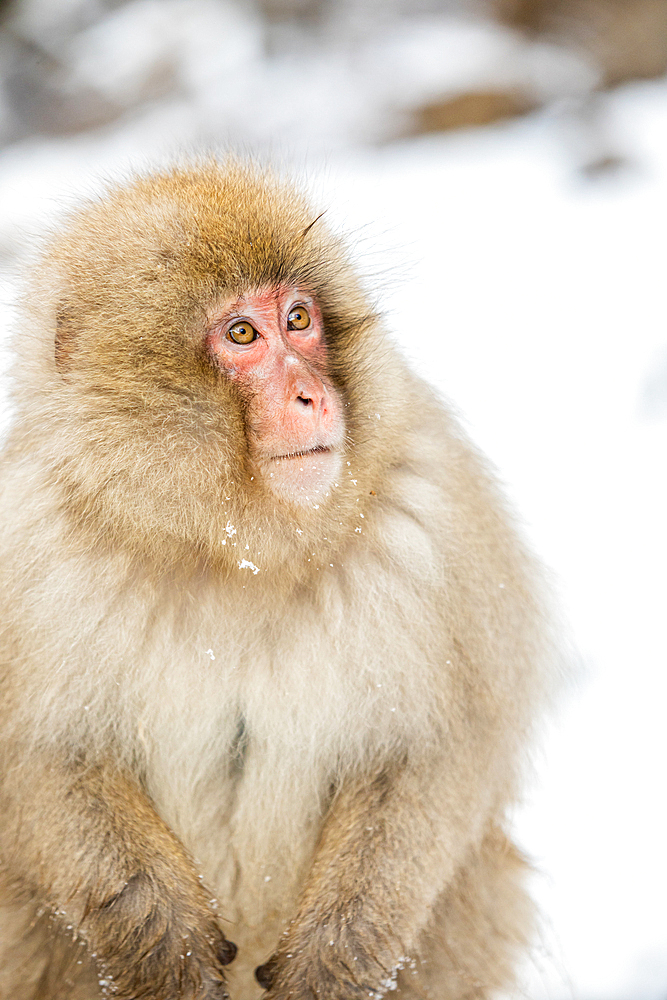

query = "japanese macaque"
[0,161,557,1000]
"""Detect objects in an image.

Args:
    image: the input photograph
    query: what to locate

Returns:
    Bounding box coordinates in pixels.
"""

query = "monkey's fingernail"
[218,939,238,965]
[255,960,276,990]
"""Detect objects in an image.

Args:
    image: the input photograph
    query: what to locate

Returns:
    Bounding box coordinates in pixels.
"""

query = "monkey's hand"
[255,913,401,1000]
[1,756,236,1000]
[255,757,479,1000]
[83,867,236,1000]
[254,771,422,1000]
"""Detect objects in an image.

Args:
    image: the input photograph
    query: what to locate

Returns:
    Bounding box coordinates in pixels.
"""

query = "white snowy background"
[0,2,665,998]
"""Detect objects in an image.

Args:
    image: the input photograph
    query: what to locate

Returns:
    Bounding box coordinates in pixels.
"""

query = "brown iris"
[287,305,310,331]
[228,321,257,344]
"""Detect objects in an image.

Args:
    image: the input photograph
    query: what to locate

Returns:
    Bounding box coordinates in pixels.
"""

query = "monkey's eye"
[228,321,258,345]
[287,305,311,331]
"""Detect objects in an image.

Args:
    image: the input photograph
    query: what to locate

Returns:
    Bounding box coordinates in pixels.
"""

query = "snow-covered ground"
[320,88,667,1000]
[0,11,665,997]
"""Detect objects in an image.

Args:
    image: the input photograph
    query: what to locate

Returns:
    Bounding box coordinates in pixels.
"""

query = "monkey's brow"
[209,286,312,318]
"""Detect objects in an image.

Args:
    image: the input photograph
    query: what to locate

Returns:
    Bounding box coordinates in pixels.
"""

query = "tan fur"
[0,160,559,1000]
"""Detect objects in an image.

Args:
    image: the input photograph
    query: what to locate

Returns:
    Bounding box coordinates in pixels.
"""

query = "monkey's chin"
[256,448,343,506]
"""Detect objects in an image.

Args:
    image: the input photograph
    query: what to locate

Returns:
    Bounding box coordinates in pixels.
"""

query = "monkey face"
[21,162,408,576]
[207,285,345,505]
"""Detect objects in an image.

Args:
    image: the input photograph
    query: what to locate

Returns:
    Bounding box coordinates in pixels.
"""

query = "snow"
[238,559,261,575]
[316,96,667,1000]
[0,6,665,997]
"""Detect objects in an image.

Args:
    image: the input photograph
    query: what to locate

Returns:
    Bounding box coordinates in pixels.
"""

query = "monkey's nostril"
[297,395,313,407]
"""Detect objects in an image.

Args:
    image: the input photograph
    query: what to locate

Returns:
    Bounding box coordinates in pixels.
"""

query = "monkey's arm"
[257,752,490,1000]
[0,751,234,1000]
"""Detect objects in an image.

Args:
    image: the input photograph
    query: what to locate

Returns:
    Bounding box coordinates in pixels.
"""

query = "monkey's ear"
[55,302,76,374]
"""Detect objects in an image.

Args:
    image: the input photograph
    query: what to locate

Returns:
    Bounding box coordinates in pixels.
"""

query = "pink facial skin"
[207,286,345,505]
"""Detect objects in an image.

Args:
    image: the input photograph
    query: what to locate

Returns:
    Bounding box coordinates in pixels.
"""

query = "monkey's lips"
[255,446,343,505]
[271,445,331,462]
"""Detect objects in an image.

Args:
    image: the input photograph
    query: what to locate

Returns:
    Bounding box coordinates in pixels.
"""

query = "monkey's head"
[17,162,408,578]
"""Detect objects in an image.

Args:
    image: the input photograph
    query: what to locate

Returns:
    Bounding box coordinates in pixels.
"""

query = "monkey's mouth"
[271,446,332,462]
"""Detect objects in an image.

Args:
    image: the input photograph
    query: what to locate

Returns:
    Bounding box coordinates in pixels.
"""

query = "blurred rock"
[495,0,667,88]
[0,0,258,143]
[1,33,124,139]
[0,0,130,140]
[402,87,536,135]
[398,0,666,162]
[0,0,663,161]
[257,0,325,27]
[488,0,667,172]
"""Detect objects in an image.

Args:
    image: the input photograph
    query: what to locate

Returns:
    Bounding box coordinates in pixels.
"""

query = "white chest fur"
[127,497,446,994]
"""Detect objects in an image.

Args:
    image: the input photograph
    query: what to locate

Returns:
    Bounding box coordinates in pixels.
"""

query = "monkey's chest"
[144,692,327,991]
[141,569,431,971]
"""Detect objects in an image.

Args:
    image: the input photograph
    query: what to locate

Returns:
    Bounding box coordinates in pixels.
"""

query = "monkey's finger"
[255,954,278,990]
[217,937,238,965]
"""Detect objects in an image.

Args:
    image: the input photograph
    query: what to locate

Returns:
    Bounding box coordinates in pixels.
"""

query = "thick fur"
[0,161,558,1000]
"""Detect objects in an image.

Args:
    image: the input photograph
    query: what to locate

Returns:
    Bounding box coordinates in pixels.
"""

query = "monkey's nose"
[291,382,328,421]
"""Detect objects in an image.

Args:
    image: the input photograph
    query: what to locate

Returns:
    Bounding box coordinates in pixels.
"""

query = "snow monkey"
[0,161,557,1000]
